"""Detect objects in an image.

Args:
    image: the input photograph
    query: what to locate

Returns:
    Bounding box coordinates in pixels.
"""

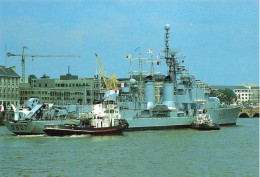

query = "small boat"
[44,96,129,136]
[191,110,220,130]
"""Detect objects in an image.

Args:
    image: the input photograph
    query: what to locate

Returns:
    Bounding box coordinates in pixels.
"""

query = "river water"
[0,119,259,177]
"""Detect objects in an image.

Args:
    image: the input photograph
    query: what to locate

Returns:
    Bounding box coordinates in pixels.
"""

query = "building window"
[45,83,47,87]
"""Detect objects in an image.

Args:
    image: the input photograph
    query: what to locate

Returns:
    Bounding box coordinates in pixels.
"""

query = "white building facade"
[0,66,20,108]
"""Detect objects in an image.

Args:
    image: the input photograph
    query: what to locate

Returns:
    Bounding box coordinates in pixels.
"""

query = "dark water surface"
[0,119,259,177]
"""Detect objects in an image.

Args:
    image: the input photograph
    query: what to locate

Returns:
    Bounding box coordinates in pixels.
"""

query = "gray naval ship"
[4,98,92,135]
[114,24,240,130]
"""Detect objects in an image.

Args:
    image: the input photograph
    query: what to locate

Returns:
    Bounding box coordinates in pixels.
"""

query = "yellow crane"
[94,53,118,90]
[7,46,80,83]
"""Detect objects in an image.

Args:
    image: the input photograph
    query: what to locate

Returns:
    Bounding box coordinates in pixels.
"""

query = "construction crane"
[95,53,118,90]
[7,46,80,83]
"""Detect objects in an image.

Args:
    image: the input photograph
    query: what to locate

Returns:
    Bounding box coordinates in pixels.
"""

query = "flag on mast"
[147,49,153,53]
[135,47,141,52]
[125,54,131,59]
[156,51,162,58]
[0,102,4,112]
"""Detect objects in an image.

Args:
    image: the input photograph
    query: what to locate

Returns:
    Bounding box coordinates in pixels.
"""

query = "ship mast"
[164,24,177,92]
[164,24,178,106]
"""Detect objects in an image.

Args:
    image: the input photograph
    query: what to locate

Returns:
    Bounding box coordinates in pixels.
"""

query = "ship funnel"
[162,75,175,109]
[144,76,155,109]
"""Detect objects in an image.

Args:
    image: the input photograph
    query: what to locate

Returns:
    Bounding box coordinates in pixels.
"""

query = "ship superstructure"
[116,24,240,130]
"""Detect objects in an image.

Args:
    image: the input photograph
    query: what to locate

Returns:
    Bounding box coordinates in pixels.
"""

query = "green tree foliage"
[210,88,236,104]
[242,100,254,107]
[28,75,37,84]
[209,90,217,97]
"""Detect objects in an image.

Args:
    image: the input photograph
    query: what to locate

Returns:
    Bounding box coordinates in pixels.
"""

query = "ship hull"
[207,106,240,125]
[4,106,240,134]
[123,124,190,131]
[120,106,240,131]
[121,110,196,131]
[191,123,220,130]
[4,119,80,135]
[43,124,126,136]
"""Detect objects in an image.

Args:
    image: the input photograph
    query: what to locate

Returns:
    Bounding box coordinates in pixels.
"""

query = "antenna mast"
[164,24,178,105]
[164,24,177,84]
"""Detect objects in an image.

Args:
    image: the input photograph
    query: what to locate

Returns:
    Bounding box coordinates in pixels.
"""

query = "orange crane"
[7,46,80,83]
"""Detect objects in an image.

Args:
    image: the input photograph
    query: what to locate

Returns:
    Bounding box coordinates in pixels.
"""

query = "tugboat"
[191,109,220,130]
[44,91,129,136]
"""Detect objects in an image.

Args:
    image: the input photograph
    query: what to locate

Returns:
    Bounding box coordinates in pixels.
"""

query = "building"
[0,65,20,107]
[20,71,131,105]
[20,72,98,105]
[210,84,260,105]
[233,84,260,104]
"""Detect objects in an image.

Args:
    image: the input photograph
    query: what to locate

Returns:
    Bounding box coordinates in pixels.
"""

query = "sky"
[0,0,259,86]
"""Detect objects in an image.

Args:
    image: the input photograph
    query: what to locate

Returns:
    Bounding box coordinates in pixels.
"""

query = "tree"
[209,90,217,97]
[28,75,37,85]
[210,88,236,104]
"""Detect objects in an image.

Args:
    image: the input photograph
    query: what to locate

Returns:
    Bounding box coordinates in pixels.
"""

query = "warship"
[115,24,240,130]
[4,98,92,135]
